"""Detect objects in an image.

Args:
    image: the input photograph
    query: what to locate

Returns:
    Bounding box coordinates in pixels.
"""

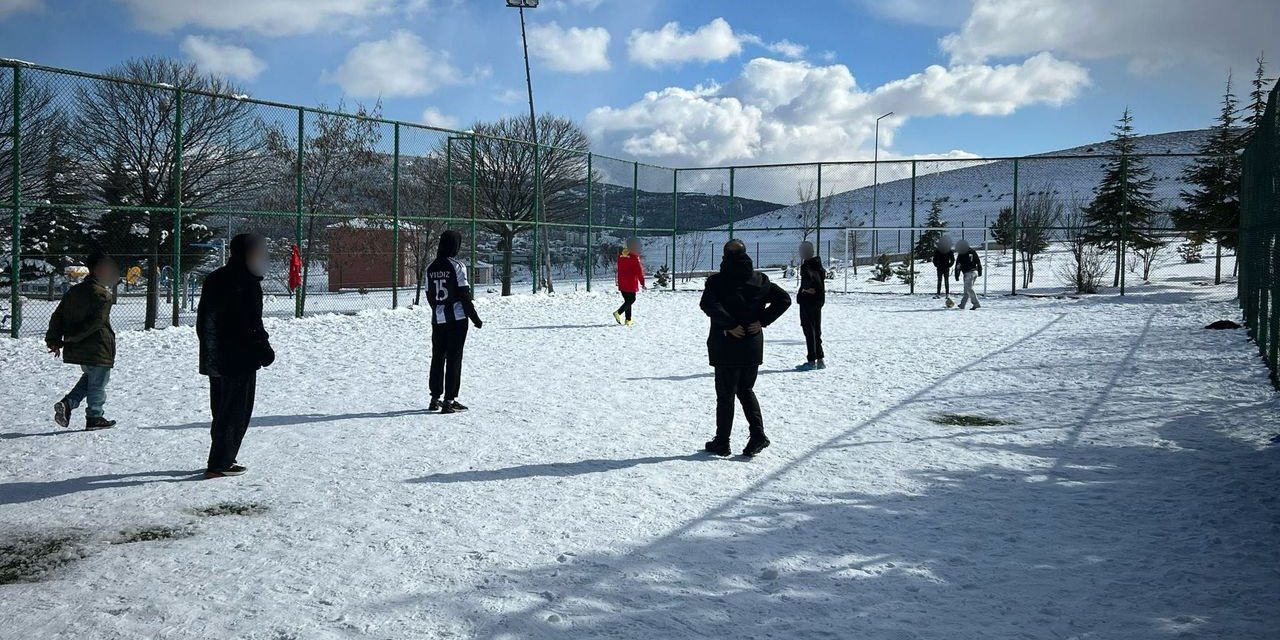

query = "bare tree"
[1058,199,1109,294]
[0,71,61,205]
[453,114,589,296]
[1016,186,1062,289]
[263,101,383,301]
[70,57,270,329]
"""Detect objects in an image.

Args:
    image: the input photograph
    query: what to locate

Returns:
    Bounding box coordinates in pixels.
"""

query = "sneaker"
[428,397,442,412]
[613,311,623,325]
[53,400,70,429]
[440,400,468,414]
[704,438,731,457]
[795,361,817,371]
[85,416,116,431]
[204,464,247,479]
[625,319,634,327]
[815,359,826,370]
[971,302,981,310]
[742,435,771,457]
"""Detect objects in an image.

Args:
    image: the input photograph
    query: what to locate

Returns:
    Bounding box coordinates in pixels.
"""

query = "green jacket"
[45,278,116,368]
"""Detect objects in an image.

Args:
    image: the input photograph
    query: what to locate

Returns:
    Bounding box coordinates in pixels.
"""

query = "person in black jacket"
[795,241,826,371]
[954,239,983,310]
[426,230,483,413]
[931,238,955,301]
[47,251,119,431]
[700,240,792,457]
[197,233,275,479]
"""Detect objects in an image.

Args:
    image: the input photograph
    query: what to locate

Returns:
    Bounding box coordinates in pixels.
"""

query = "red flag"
[288,244,303,292]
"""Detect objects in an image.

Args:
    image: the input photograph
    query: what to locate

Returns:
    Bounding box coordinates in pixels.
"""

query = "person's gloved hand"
[259,345,276,368]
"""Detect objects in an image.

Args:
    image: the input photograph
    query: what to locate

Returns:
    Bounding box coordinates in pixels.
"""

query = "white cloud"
[421,107,460,129]
[546,0,604,10]
[180,36,267,82]
[118,0,396,36]
[0,0,41,20]
[857,0,975,27]
[740,35,807,60]
[587,54,1088,166]
[627,17,743,68]
[327,30,462,97]
[527,21,611,73]
[940,0,1278,74]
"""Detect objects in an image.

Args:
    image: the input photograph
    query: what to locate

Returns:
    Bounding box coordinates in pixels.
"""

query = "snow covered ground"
[1,290,1278,639]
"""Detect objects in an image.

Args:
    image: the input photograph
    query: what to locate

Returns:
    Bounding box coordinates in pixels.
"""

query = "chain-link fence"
[0,60,1252,340]
[1240,85,1280,386]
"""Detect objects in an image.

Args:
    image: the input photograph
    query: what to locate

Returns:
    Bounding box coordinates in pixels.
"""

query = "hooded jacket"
[797,256,826,306]
[427,230,482,327]
[617,249,645,293]
[700,249,792,367]
[45,276,116,367]
[197,233,274,377]
[955,250,982,278]
[931,248,955,271]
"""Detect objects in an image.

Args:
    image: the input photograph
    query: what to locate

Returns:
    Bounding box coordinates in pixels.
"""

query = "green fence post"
[671,168,678,291]
[728,167,736,240]
[8,65,21,338]
[586,152,593,292]
[171,87,184,328]
[632,161,639,239]
[909,160,916,295]
[294,108,305,318]
[816,163,823,259]
[469,134,478,283]
[1011,158,1019,295]
[391,122,400,310]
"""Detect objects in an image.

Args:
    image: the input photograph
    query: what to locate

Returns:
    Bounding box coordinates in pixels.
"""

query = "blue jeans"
[64,365,111,418]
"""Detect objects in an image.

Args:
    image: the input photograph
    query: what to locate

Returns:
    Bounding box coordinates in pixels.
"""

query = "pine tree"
[913,198,947,261]
[989,207,1014,253]
[1174,72,1243,284]
[1243,52,1272,138]
[1082,108,1161,286]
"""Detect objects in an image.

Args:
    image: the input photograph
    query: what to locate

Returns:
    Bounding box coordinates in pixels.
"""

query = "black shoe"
[85,416,116,431]
[704,438,731,457]
[204,464,247,479]
[429,397,442,412]
[742,435,771,457]
[53,400,70,429]
[440,400,468,414]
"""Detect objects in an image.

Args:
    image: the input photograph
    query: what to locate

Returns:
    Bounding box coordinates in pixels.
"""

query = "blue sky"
[0,0,1276,167]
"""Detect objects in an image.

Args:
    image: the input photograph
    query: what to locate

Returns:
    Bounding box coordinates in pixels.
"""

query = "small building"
[326,220,418,293]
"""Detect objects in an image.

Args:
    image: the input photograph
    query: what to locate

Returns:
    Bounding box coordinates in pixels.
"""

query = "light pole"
[507,0,544,292]
[871,111,892,258]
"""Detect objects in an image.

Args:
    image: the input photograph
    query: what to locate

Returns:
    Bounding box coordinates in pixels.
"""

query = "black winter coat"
[797,256,826,306]
[931,249,955,271]
[701,264,792,368]
[955,251,982,278]
[197,261,274,377]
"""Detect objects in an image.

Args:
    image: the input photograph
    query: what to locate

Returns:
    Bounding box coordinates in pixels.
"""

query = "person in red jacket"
[614,239,646,326]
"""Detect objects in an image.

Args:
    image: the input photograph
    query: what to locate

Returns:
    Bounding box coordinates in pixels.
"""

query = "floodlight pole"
[510,0,543,293]
[871,111,892,259]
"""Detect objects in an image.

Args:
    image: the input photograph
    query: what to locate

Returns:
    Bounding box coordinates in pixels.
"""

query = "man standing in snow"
[932,237,955,302]
[954,239,983,310]
[614,239,645,326]
[700,240,792,457]
[198,233,275,479]
[47,250,119,431]
[427,230,483,414]
[795,241,826,371]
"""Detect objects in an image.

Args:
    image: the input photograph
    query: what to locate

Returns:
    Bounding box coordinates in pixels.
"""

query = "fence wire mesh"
[1240,85,1280,385]
[0,61,1256,343]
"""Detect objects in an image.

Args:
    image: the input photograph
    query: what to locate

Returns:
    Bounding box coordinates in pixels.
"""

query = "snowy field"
[2,290,1278,639]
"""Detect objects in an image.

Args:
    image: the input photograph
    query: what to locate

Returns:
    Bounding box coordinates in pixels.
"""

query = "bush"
[872,253,893,282]
[654,264,671,288]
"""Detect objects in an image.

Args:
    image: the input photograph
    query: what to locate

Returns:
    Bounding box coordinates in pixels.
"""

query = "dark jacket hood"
[437,230,462,259]
[228,233,265,266]
[719,249,755,284]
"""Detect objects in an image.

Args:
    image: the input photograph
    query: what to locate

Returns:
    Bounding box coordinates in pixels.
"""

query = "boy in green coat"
[46,251,119,431]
